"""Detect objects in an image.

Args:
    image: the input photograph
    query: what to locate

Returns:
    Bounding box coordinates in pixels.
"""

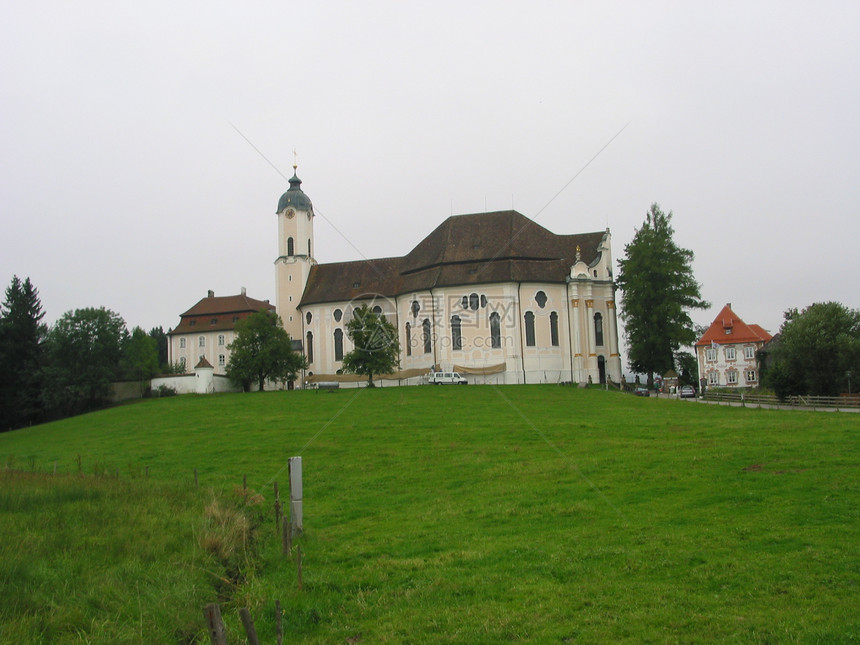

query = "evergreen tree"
[342,305,400,387]
[42,307,127,418]
[0,276,46,430]
[616,204,709,386]
[122,326,159,383]
[148,326,169,371]
[226,310,307,391]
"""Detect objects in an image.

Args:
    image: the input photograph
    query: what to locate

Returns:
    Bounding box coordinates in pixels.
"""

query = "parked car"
[634,386,650,397]
[679,385,696,399]
[428,371,468,385]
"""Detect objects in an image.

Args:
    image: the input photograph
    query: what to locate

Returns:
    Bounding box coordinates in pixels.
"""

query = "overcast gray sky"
[2,1,858,354]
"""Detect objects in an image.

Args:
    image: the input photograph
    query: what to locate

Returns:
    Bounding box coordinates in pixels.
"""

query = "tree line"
[0,275,398,431]
[0,276,173,431]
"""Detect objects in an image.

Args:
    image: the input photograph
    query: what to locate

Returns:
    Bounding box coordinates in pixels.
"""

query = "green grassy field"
[1,386,858,643]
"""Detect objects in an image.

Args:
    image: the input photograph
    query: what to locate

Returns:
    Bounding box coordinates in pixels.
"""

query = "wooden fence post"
[239,607,261,645]
[274,481,282,532]
[203,603,227,645]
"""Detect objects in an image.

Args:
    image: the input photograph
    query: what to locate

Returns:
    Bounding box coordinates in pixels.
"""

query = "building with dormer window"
[167,289,275,375]
[695,303,772,389]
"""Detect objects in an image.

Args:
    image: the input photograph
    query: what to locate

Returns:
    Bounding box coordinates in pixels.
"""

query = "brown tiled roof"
[300,211,607,306]
[170,293,275,335]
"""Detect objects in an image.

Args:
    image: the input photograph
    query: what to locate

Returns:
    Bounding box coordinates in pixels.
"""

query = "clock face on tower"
[286,209,295,219]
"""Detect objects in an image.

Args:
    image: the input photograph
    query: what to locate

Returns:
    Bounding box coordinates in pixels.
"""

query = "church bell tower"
[275,164,315,342]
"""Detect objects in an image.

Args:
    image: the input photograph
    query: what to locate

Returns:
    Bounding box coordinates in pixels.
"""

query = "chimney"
[241,286,246,296]
[208,290,214,298]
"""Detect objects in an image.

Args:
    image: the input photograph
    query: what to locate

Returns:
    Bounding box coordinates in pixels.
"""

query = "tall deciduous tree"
[616,204,709,386]
[765,302,860,398]
[226,310,307,391]
[0,276,46,430]
[342,305,400,387]
[42,307,127,418]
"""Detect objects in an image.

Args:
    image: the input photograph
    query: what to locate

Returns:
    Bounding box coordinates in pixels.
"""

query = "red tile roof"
[695,304,772,346]
[170,293,274,335]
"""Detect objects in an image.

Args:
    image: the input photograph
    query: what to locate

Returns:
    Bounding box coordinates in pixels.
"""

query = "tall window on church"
[451,315,462,350]
[423,319,432,354]
[287,237,294,256]
[334,328,344,361]
[405,323,412,356]
[525,312,536,347]
[490,312,501,349]
[594,312,604,346]
[308,239,311,256]
[306,331,313,363]
[550,311,559,346]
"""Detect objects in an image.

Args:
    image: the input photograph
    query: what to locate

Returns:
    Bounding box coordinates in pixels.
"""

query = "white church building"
[275,168,623,387]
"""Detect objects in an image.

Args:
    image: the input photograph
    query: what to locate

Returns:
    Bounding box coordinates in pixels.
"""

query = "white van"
[428,371,468,385]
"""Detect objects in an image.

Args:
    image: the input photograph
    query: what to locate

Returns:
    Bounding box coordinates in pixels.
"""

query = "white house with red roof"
[695,304,772,389]
[167,289,275,375]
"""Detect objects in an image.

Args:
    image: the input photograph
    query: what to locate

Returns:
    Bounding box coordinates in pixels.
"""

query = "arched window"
[490,312,501,349]
[306,311,312,324]
[333,308,342,322]
[411,300,420,317]
[535,291,548,308]
[594,312,604,346]
[451,315,462,350]
[550,311,559,346]
[308,239,311,257]
[306,331,313,364]
[423,319,432,354]
[405,322,412,356]
[218,334,225,346]
[469,293,479,310]
[524,312,536,347]
[179,338,186,349]
[334,328,344,361]
[372,305,382,315]
[287,237,294,256]
[198,336,205,348]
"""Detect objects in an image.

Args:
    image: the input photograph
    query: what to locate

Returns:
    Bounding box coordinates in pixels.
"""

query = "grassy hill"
[1,386,857,643]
